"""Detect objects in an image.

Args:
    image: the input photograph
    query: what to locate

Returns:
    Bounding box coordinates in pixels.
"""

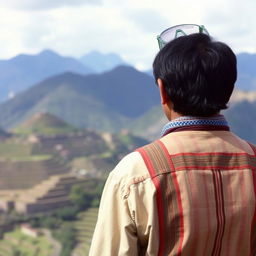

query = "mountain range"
[0,49,255,142]
[0,50,127,101]
[0,66,158,132]
[0,63,255,142]
[1,49,255,103]
[0,50,92,101]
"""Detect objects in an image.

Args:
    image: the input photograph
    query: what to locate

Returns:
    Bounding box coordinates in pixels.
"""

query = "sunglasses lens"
[159,24,209,45]
[160,29,178,43]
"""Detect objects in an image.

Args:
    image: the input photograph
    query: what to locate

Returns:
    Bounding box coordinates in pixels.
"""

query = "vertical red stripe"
[214,172,222,256]
[217,170,226,255]
[211,170,220,256]
[157,140,184,256]
[211,170,225,256]
[136,147,165,256]
[248,143,256,256]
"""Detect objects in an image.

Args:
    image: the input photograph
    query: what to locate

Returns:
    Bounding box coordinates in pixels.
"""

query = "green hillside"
[0,67,157,132]
[72,208,98,256]
[13,112,78,135]
[0,228,54,256]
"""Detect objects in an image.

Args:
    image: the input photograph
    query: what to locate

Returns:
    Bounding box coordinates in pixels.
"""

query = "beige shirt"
[89,130,256,255]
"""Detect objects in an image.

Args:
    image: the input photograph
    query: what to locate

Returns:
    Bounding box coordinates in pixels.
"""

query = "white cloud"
[123,9,169,33]
[0,0,101,11]
[0,0,255,69]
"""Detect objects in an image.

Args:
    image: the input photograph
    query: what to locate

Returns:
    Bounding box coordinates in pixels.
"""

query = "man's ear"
[157,78,169,105]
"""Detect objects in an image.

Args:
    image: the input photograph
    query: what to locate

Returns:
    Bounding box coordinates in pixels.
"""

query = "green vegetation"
[69,180,104,209]
[53,223,76,256]
[0,228,53,256]
[72,208,99,256]
[16,179,104,255]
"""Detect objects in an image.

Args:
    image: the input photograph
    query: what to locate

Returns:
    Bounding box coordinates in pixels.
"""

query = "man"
[89,24,256,255]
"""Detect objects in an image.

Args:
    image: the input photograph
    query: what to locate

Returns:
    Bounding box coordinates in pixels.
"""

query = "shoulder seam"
[122,174,151,199]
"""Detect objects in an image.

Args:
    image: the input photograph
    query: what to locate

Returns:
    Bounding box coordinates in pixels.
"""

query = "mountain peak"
[80,51,126,73]
[13,112,78,135]
[38,49,60,57]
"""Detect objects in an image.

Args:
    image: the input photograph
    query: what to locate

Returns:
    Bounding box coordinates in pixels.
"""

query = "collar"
[161,115,230,137]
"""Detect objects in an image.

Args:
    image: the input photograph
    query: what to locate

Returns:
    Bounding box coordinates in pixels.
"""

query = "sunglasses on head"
[157,24,209,49]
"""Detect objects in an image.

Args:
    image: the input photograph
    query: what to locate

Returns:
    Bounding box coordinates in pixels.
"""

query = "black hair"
[153,33,237,116]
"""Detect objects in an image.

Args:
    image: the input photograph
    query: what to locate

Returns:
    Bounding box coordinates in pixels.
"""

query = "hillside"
[236,53,256,91]
[0,50,93,101]
[13,112,78,135]
[0,118,148,190]
[131,90,256,143]
[130,104,166,140]
[0,66,157,132]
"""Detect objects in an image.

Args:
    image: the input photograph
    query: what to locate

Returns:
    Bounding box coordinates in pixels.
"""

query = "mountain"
[131,90,256,143]
[80,51,126,73]
[223,90,256,142]
[236,53,256,91]
[0,66,158,132]
[0,49,93,101]
[13,112,79,135]
[130,104,166,140]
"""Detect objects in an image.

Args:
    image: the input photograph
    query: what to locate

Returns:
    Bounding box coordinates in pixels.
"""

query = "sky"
[0,0,255,70]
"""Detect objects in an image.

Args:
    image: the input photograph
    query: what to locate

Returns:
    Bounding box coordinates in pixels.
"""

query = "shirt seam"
[123,173,151,199]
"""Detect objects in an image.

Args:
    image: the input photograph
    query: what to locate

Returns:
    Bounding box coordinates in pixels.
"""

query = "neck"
[165,107,183,121]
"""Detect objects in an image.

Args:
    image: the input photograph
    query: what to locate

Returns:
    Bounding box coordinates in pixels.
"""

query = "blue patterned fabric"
[161,115,229,136]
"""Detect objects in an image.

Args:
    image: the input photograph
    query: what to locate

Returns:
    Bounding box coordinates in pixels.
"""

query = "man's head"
[153,33,237,117]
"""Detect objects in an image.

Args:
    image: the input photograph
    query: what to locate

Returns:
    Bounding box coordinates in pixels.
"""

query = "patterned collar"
[161,115,230,137]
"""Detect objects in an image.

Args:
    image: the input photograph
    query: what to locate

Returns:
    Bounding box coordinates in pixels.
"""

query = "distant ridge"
[131,89,256,143]
[0,49,93,101]
[80,51,126,73]
[230,89,256,104]
[236,53,256,90]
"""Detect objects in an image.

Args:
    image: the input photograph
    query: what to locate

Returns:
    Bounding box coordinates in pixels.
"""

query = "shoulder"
[105,145,158,199]
[109,151,149,184]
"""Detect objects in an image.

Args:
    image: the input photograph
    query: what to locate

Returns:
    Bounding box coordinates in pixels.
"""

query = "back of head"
[153,33,237,117]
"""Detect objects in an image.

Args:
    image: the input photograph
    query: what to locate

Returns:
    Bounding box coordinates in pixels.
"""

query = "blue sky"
[0,0,255,70]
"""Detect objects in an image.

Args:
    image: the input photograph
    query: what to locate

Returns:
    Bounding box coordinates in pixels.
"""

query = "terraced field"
[72,208,98,256]
[0,139,33,159]
[0,157,69,190]
[0,228,53,256]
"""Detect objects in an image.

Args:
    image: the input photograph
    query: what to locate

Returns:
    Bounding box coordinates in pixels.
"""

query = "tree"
[69,184,92,209]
